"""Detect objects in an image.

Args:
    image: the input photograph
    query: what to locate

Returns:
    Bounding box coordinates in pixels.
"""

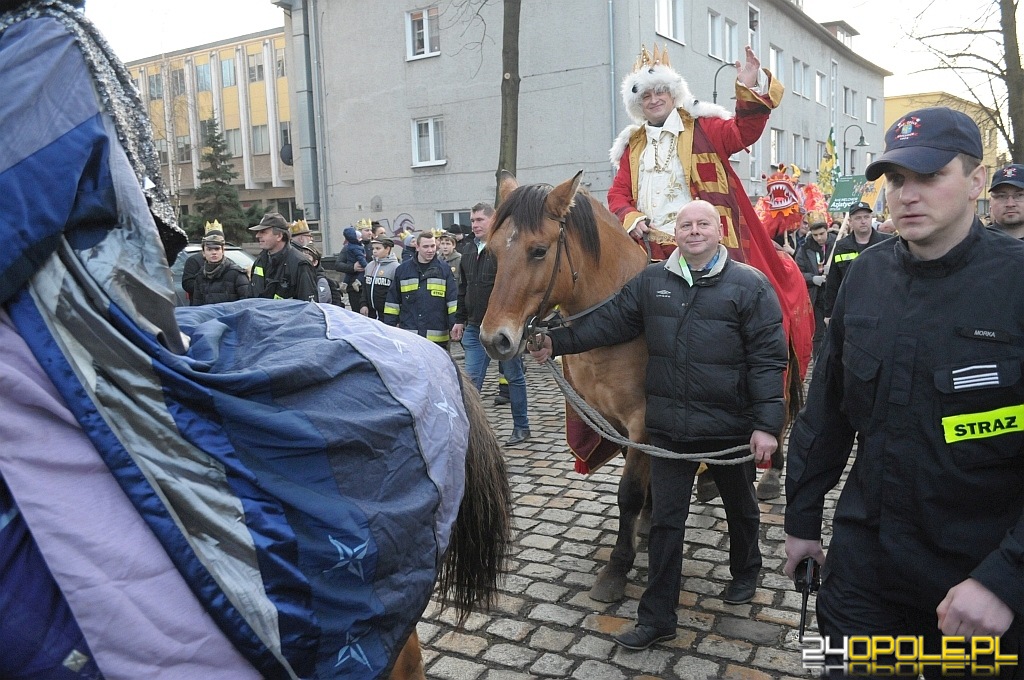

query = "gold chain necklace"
[650,133,677,173]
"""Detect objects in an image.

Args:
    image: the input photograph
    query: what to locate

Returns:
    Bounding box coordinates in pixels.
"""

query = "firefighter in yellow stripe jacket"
[383,231,458,348]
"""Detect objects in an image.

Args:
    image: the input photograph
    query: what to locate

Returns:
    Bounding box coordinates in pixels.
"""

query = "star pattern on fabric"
[327,534,369,581]
[434,393,460,428]
[334,631,372,669]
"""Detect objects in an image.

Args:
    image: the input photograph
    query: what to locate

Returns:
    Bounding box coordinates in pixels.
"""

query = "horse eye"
[528,246,548,260]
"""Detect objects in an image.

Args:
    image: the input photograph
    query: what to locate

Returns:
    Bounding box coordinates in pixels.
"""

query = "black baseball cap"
[865,107,983,181]
[848,201,872,215]
[990,164,1024,191]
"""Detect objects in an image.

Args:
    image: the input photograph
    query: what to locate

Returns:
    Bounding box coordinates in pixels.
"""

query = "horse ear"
[546,170,584,218]
[497,170,519,205]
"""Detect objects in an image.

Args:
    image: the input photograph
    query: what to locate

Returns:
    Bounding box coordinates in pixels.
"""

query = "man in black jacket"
[785,107,1024,677]
[451,202,531,446]
[531,200,787,650]
[823,201,890,320]
[795,215,835,361]
[249,212,317,302]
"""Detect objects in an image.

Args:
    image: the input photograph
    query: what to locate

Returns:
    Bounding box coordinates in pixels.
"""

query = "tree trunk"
[1000,0,1024,162]
[495,0,522,206]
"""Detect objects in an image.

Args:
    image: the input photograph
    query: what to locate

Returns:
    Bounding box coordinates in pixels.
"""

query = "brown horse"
[390,366,513,678]
[481,171,650,602]
[480,171,802,603]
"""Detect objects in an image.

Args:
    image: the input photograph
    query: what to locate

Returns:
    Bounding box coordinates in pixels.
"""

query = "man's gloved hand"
[812,275,825,286]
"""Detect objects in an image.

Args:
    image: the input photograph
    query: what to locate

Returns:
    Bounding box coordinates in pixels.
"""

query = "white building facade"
[272,0,888,255]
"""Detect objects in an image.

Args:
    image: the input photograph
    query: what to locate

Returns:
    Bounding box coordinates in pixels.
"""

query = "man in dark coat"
[531,200,787,650]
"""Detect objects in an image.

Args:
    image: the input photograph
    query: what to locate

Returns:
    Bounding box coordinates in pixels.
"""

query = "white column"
[236,46,255,190]
[263,40,282,188]
[185,57,201,188]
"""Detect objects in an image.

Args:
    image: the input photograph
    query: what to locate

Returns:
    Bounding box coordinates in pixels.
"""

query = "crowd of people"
[8,0,1019,671]
[175,39,1024,668]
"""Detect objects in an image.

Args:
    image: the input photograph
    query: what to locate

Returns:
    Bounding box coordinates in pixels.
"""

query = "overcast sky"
[83,0,995,100]
[84,0,284,63]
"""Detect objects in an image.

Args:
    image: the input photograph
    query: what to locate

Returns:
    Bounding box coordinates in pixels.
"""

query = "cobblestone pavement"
[417,350,845,680]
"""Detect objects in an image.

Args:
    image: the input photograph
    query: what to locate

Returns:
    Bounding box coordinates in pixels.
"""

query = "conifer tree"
[192,119,247,243]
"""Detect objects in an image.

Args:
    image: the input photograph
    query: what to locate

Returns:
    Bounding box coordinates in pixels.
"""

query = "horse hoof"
[695,474,720,503]
[589,572,627,602]
[756,468,781,501]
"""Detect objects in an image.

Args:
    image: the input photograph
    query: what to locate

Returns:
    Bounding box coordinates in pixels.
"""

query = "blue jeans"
[462,323,529,429]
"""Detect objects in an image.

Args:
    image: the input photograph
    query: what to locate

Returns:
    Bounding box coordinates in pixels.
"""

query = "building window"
[724,20,739,63]
[815,71,827,105]
[707,11,723,59]
[439,210,471,231]
[747,5,760,54]
[279,121,291,146]
[847,148,858,175]
[170,68,185,98]
[225,128,243,157]
[792,135,810,169]
[866,96,877,123]
[195,63,212,92]
[251,124,269,155]
[221,58,236,87]
[817,141,827,169]
[407,7,440,59]
[247,53,264,82]
[412,116,445,166]
[148,73,163,100]
[769,128,783,166]
[749,139,761,181]
[844,87,859,117]
[791,59,802,96]
[275,47,286,78]
[175,134,190,163]
[155,138,169,164]
[769,45,784,83]
[656,0,685,43]
[199,119,216,146]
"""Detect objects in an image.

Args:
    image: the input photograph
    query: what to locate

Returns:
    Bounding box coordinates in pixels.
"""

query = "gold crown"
[356,218,373,229]
[204,219,223,234]
[289,219,310,235]
[631,43,673,73]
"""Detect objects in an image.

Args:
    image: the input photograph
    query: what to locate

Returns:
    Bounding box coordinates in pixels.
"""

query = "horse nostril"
[496,333,513,356]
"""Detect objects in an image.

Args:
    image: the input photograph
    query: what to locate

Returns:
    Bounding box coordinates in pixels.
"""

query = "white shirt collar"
[645,108,684,140]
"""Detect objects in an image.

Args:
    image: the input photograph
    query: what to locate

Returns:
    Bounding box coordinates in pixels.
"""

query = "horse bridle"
[524,216,579,348]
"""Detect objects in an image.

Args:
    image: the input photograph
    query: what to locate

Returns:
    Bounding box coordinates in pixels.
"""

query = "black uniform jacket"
[786,222,1024,618]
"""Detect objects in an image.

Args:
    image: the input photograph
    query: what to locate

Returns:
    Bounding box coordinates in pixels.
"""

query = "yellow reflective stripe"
[942,404,1024,443]
[273,294,284,300]
[426,279,447,294]
[253,265,264,276]
[383,303,400,315]
[834,252,858,263]
[399,278,419,293]
[447,301,458,315]
[426,330,450,342]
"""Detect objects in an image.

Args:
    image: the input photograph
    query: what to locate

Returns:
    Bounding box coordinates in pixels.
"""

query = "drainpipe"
[608,0,617,141]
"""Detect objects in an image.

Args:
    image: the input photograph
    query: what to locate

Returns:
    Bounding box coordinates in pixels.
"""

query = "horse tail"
[435,366,512,623]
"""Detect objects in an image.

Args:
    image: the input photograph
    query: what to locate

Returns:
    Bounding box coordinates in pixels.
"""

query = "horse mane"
[493,183,603,262]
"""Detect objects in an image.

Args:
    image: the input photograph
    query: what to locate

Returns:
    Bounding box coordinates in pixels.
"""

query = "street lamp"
[712,61,734,104]
[843,124,869,175]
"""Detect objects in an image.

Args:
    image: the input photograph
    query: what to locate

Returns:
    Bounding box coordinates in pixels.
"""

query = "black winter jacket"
[823,229,891,316]
[250,245,318,301]
[455,239,496,325]
[786,222,1024,618]
[549,246,788,444]
[191,260,251,305]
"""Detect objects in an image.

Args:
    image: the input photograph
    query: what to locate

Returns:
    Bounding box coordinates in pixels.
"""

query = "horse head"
[481,171,588,361]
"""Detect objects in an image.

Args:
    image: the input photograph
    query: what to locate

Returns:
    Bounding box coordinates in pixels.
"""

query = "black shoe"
[721,578,757,605]
[504,428,531,447]
[493,395,511,405]
[613,624,676,650]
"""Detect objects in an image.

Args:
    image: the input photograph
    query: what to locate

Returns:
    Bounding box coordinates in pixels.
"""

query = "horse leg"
[389,629,426,680]
[590,446,648,602]
[756,346,803,501]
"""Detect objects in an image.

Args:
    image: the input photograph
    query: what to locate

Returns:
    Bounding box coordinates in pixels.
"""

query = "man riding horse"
[607,43,814,499]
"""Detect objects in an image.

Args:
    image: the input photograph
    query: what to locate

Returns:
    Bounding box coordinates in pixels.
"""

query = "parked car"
[170,243,256,307]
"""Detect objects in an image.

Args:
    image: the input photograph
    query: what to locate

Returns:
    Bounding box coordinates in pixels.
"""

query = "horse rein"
[525,216,578,349]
